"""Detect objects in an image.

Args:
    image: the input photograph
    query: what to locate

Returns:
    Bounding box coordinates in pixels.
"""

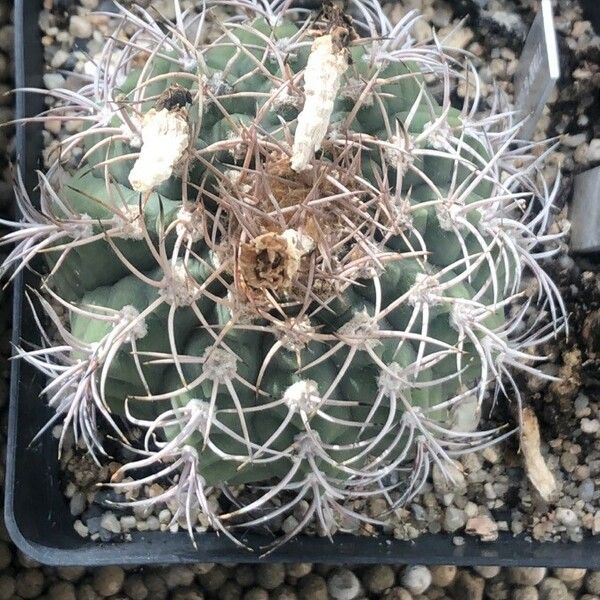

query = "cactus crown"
[3,0,565,551]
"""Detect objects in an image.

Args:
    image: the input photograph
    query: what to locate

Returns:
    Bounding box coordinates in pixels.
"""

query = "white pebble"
[556,508,578,528]
[43,73,65,90]
[69,15,93,39]
[581,418,600,434]
[401,565,432,595]
[100,512,121,534]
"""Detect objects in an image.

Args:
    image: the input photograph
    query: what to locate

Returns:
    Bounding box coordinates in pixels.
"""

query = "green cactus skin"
[3,0,565,550]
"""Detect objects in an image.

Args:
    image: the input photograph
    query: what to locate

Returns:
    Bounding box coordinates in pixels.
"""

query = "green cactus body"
[5,0,564,548]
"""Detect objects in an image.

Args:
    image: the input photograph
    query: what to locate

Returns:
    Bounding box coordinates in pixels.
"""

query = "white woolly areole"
[450,301,480,331]
[291,34,349,172]
[338,309,380,349]
[424,119,453,150]
[377,362,409,396]
[201,347,238,383]
[175,206,204,243]
[384,134,415,174]
[128,108,189,193]
[68,214,94,240]
[436,198,465,232]
[283,379,321,413]
[113,205,145,240]
[159,264,197,307]
[408,273,442,306]
[118,305,147,341]
[278,316,315,353]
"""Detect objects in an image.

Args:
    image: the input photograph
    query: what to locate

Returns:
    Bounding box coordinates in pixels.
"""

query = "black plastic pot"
[5,0,599,568]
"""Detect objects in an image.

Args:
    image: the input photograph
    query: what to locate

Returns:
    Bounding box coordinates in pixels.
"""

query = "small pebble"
[453,571,484,600]
[256,563,285,590]
[0,574,15,600]
[143,573,168,600]
[512,587,539,600]
[69,14,93,38]
[0,541,11,570]
[164,566,195,589]
[43,73,65,90]
[270,585,298,600]
[382,588,412,600]
[93,566,125,597]
[298,574,328,600]
[443,507,466,533]
[539,577,571,600]
[474,566,501,579]
[48,581,76,600]
[286,564,312,579]
[198,566,229,592]
[363,565,396,594]
[242,588,269,600]
[554,568,586,583]
[508,568,547,586]
[75,583,100,600]
[172,587,205,600]
[430,566,456,588]
[15,569,45,599]
[401,566,431,595]
[100,512,121,534]
[586,572,600,595]
[57,567,86,582]
[122,574,148,600]
[235,565,256,587]
[327,568,362,600]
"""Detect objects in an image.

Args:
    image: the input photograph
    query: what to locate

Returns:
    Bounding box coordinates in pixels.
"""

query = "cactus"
[3,0,565,550]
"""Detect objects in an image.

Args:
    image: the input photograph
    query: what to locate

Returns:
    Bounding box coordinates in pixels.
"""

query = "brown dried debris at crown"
[156,84,193,112]
[316,1,358,52]
[239,232,304,292]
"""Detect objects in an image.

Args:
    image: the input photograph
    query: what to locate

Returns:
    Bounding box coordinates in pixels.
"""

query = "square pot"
[4,0,597,568]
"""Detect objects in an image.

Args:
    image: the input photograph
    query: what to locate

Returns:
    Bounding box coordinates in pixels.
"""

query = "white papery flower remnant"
[291,34,350,172]
[128,108,189,193]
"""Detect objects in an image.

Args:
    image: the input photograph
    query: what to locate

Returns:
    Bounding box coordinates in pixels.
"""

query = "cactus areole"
[3,0,565,551]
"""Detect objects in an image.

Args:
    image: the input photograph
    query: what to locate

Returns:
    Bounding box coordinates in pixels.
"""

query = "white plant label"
[569,165,600,254]
[513,0,560,140]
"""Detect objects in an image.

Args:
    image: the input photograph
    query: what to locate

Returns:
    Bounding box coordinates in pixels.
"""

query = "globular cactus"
[3,0,565,550]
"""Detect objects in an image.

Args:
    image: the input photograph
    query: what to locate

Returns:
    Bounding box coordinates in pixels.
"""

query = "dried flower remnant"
[520,406,557,502]
[291,32,351,172]
[239,229,314,292]
[128,106,190,193]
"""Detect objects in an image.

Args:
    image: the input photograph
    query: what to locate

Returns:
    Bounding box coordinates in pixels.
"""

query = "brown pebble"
[382,588,413,600]
[235,565,256,588]
[122,574,148,600]
[218,580,242,600]
[362,565,396,594]
[453,571,484,600]
[256,564,285,590]
[430,566,456,588]
[57,567,86,582]
[286,564,312,579]
[92,566,125,597]
[298,574,328,600]
[242,588,269,600]
[172,587,205,600]
[270,585,298,600]
[15,569,45,599]
[143,573,168,600]
[198,565,229,592]
[48,581,76,600]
